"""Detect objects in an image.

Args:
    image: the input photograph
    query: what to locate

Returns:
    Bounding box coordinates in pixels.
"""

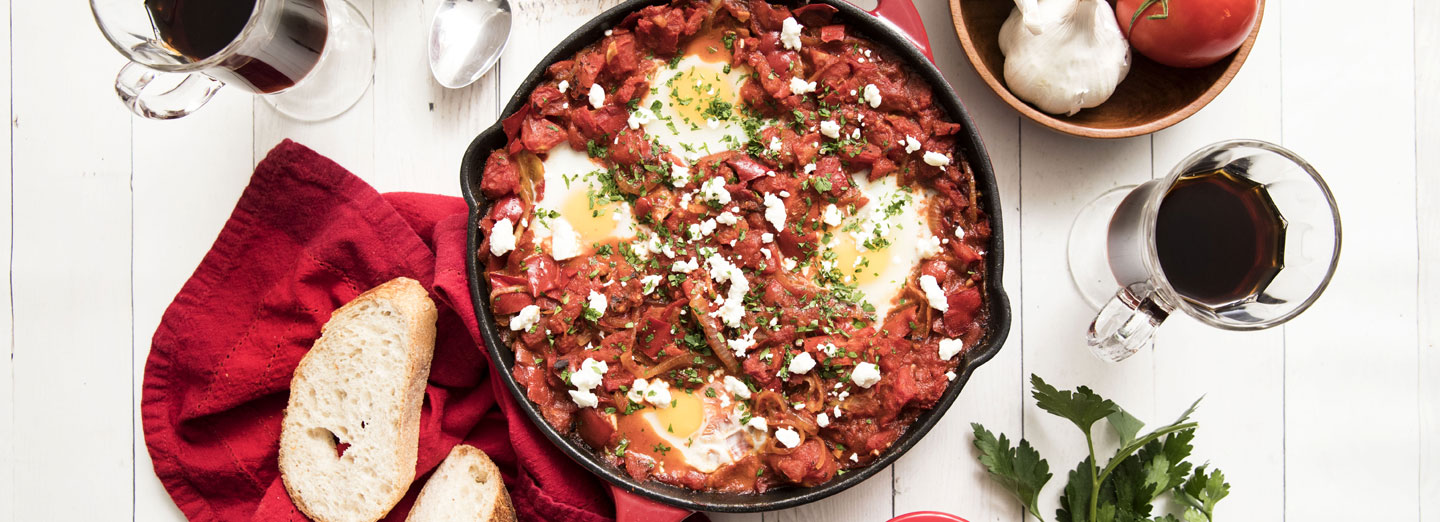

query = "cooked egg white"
[533,143,636,252]
[639,54,751,164]
[817,171,939,319]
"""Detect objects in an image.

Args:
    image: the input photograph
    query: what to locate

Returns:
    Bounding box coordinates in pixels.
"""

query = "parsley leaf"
[972,423,1051,520]
[1176,466,1229,520]
[1108,407,1146,446]
[1032,374,1120,434]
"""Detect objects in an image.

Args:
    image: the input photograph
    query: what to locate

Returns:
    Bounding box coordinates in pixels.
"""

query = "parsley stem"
[1086,429,1099,520]
[1095,421,1200,485]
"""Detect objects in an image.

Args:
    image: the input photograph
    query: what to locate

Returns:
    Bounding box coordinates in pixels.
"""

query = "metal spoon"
[428,0,512,89]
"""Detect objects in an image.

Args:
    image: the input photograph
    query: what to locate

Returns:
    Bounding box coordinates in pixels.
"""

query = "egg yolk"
[560,186,627,248]
[830,233,892,287]
[651,390,705,438]
[668,64,738,127]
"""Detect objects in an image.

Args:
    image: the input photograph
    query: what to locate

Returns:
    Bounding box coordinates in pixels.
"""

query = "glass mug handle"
[1086,287,1172,362]
[114,62,226,120]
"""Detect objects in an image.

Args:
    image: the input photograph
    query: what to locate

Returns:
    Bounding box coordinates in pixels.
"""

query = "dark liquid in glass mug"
[145,0,328,93]
[1155,169,1287,307]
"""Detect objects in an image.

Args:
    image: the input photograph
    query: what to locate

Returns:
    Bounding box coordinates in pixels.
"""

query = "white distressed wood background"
[1,0,1435,520]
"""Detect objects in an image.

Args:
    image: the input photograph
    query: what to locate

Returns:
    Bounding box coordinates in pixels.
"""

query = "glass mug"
[91,0,374,121]
[1069,140,1342,362]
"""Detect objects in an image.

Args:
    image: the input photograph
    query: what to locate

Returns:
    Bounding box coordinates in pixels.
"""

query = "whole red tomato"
[1116,0,1260,68]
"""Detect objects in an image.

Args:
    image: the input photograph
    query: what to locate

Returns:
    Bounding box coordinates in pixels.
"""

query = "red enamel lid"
[888,512,969,522]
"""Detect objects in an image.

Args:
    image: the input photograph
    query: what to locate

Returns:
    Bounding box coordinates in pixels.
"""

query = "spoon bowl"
[429,0,512,89]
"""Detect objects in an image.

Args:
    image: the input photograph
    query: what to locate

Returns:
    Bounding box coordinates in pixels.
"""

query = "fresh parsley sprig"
[972,375,1229,522]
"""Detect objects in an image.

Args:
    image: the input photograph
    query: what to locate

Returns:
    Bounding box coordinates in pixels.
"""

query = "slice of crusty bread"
[279,277,438,522]
[405,445,516,522]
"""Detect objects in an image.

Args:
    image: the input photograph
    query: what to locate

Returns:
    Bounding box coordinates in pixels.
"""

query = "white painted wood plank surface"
[1416,0,1438,519]
[1281,1,1420,520]
[0,0,1428,521]
[10,0,135,518]
[0,1,13,518]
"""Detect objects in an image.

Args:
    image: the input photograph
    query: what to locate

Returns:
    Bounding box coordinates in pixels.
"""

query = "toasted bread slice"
[406,445,516,522]
[279,277,437,522]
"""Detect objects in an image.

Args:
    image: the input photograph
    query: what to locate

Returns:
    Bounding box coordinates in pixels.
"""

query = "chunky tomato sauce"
[478,0,991,493]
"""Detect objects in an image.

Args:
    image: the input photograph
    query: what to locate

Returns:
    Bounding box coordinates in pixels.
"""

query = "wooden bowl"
[949,0,1265,139]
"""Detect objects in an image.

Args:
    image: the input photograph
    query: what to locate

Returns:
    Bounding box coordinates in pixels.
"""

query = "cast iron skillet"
[461,0,1012,513]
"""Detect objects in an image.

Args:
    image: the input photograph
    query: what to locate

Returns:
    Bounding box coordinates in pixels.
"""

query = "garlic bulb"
[998,0,1131,116]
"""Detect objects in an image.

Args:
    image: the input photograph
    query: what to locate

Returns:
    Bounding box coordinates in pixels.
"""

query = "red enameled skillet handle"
[612,486,694,522]
[867,0,934,63]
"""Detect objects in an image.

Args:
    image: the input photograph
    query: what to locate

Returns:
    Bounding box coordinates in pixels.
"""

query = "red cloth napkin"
[142,140,643,521]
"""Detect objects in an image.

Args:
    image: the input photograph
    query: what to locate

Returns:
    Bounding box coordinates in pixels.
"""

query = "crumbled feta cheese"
[916,234,942,259]
[679,190,695,209]
[803,163,817,174]
[568,389,598,409]
[570,358,608,391]
[671,164,690,187]
[627,106,655,129]
[817,412,830,428]
[833,404,843,418]
[920,274,949,311]
[782,257,797,271]
[716,211,739,225]
[850,453,860,462]
[746,417,768,432]
[939,338,964,361]
[706,254,750,328]
[604,29,613,36]
[762,232,775,244]
[946,371,957,381]
[550,218,582,261]
[819,343,840,357]
[769,137,784,152]
[774,427,802,448]
[862,83,882,108]
[851,362,882,388]
[955,224,967,240]
[626,379,649,404]
[763,193,787,232]
[923,151,951,167]
[822,204,843,227]
[661,243,677,259]
[701,176,731,205]
[584,290,607,320]
[788,352,816,374]
[557,80,569,93]
[788,77,817,96]
[588,83,605,109]
[723,375,752,399]
[820,120,841,139]
[641,274,662,295]
[643,379,671,408]
[780,17,804,50]
[489,218,516,256]
[510,305,541,332]
[792,402,805,410]
[850,127,861,140]
[672,258,699,272]
[688,220,717,240]
[904,135,922,154]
